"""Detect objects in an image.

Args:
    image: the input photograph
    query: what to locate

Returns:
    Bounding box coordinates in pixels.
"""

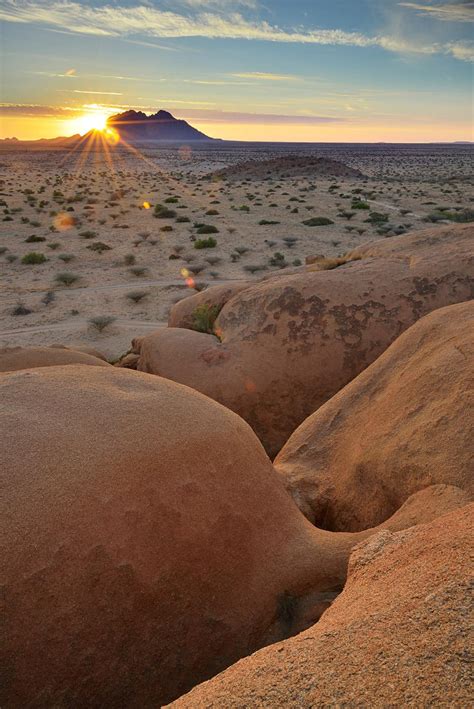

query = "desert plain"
[1,141,472,357]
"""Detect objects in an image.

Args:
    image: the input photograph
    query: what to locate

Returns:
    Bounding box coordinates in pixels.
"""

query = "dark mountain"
[107,109,216,142]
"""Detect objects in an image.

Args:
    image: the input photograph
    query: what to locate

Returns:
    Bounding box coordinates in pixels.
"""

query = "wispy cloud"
[0,1,472,61]
[171,109,342,124]
[68,90,124,96]
[399,2,474,23]
[31,70,77,78]
[0,102,343,125]
[230,72,301,81]
[0,103,79,116]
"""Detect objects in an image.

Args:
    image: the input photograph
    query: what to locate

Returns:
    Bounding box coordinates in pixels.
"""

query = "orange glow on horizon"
[0,115,472,144]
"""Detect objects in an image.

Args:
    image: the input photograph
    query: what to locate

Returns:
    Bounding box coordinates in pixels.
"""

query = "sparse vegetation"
[22,252,47,265]
[194,237,217,249]
[89,315,117,332]
[191,303,221,334]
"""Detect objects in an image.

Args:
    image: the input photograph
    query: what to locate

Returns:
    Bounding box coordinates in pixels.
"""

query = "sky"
[0,0,473,142]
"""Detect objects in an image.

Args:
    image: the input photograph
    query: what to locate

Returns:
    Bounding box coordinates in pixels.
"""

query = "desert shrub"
[87,242,112,254]
[12,302,32,316]
[22,252,47,265]
[25,234,46,243]
[351,200,370,210]
[126,290,148,303]
[302,217,334,227]
[191,303,221,334]
[89,315,117,332]
[194,237,217,249]
[41,291,55,306]
[154,205,176,218]
[365,212,389,224]
[176,216,190,223]
[244,264,267,274]
[205,255,221,265]
[283,237,298,248]
[123,254,136,266]
[47,242,60,250]
[164,197,179,203]
[129,266,147,277]
[234,246,249,255]
[55,271,79,286]
[205,209,219,216]
[160,225,173,232]
[259,219,280,225]
[269,252,287,268]
[196,224,219,235]
[6,254,18,263]
[79,230,97,239]
[0,246,7,255]
[58,253,75,263]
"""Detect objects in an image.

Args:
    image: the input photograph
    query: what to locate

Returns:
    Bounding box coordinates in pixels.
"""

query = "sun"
[74,110,108,135]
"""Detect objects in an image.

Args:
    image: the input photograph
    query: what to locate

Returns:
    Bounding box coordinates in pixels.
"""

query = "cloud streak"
[0,102,343,124]
[0,1,472,61]
[399,2,474,23]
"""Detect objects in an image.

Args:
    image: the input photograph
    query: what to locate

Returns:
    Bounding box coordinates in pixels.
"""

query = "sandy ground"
[1,141,472,359]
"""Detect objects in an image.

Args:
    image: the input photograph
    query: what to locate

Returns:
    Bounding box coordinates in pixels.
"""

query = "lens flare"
[53,212,76,231]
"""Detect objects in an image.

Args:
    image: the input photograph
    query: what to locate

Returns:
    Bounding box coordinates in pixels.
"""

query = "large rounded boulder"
[170,503,473,708]
[1,366,465,707]
[0,345,110,371]
[275,300,474,531]
[130,224,473,456]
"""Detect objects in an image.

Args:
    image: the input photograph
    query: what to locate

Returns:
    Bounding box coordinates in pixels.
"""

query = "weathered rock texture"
[168,282,250,329]
[0,345,110,371]
[170,504,474,708]
[131,224,473,456]
[1,366,465,707]
[275,300,474,531]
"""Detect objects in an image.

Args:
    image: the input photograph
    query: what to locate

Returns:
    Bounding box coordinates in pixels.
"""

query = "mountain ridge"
[107,109,216,142]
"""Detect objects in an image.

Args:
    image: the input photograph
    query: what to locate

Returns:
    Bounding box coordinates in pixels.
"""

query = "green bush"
[302,217,334,227]
[192,303,221,334]
[196,224,219,235]
[194,237,217,249]
[22,252,47,265]
[154,204,176,218]
[55,271,79,286]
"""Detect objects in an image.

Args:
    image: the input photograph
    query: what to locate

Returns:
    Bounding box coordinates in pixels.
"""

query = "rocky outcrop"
[0,345,110,371]
[170,504,473,708]
[168,282,250,329]
[275,300,474,530]
[1,366,465,707]
[107,109,215,142]
[130,224,473,456]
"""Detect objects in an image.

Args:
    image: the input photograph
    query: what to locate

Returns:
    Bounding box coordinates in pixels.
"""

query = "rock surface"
[130,224,473,456]
[0,345,110,371]
[275,300,474,530]
[168,282,250,330]
[1,366,465,707]
[170,503,474,708]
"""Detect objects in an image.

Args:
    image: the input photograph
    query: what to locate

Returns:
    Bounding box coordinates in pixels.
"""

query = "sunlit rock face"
[1,365,466,706]
[130,224,474,457]
[170,503,473,708]
[275,300,474,531]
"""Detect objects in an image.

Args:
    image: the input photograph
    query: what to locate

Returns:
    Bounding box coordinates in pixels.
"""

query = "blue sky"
[0,0,473,140]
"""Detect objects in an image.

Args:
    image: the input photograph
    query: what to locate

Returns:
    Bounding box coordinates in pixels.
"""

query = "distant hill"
[107,109,216,142]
